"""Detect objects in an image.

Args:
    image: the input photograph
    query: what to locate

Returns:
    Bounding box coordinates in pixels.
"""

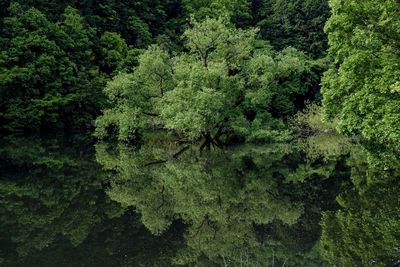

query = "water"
[0,134,398,266]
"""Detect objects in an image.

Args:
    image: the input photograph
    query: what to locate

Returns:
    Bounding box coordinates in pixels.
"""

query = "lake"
[0,134,398,266]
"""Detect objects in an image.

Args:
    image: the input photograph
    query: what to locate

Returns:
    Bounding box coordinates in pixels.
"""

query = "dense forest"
[0,0,330,133]
[0,0,399,266]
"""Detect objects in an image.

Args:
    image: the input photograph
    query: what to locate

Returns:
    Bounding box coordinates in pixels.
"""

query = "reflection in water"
[96,133,349,266]
[0,135,116,265]
[321,148,400,266]
[0,134,398,266]
[0,135,180,266]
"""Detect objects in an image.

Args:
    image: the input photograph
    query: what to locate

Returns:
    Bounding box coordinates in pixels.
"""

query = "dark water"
[0,134,398,266]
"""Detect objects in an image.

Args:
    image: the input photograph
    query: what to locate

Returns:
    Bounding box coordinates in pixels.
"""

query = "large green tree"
[322,0,400,153]
[95,18,318,144]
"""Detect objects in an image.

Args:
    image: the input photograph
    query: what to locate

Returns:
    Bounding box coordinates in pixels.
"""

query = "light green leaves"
[184,17,258,69]
[322,0,400,152]
[160,86,226,139]
[96,17,314,144]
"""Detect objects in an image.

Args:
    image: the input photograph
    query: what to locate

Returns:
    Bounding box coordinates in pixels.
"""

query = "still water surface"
[0,134,398,266]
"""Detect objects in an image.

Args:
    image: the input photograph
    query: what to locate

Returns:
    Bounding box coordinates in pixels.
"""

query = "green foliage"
[292,103,338,136]
[127,16,152,47]
[182,0,252,26]
[5,1,400,266]
[0,4,108,132]
[253,0,330,58]
[0,1,329,134]
[2,0,184,47]
[96,18,317,144]
[322,0,400,153]
[99,32,128,73]
[95,45,173,142]
[245,47,316,117]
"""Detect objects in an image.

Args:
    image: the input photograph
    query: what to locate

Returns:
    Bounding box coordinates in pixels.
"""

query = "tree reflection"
[0,132,366,266]
[0,135,123,262]
[97,133,348,266]
[321,148,400,266]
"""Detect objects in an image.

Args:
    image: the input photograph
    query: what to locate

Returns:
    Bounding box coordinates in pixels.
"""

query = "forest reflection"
[0,133,398,266]
[95,132,351,266]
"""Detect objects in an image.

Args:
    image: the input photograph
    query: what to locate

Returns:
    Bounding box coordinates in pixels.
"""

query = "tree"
[321,0,400,153]
[99,31,129,74]
[253,0,330,58]
[0,4,109,132]
[1,0,184,48]
[95,18,317,145]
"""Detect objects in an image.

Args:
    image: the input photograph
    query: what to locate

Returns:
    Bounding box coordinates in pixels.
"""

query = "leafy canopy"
[0,4,109,132]
[95,17,315,144]
[322,0,400,153]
